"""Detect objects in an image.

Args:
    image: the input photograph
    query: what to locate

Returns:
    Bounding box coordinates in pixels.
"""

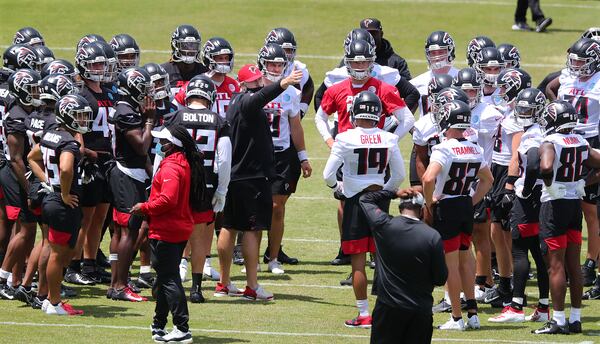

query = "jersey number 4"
[354,148,388,175]
[563,95,589,124]
[443,162,481,196]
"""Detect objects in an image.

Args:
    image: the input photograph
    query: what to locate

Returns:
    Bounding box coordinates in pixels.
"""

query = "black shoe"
[533,320,569,334]
[190,290,205,303]
[233,244,244,265]
[278,246,298,265]
[80,271,106,284]
[106,288,114,299]
[31,295,45,309]
[536,17,553,32]
[432,298,452,313]
[0,283,15,300]
[64,269,95,286]
[582,286,600,300]
[569,321,582,334]
[582,265,596,287]
[340,272,353,286]
[136,273,155,289]
[128,281,142,294]
[61,284,77,298]
[331,251,351,266]
[96,249,111,269]
[14,285,34,305]
[512,21,533,31]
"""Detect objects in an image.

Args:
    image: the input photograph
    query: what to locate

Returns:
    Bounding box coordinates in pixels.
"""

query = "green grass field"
[1,0,600,343]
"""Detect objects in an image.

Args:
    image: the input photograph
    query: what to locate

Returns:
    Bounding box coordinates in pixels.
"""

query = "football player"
[422,100,493,330]
[497,44,521,69]
[42,59,84,90]
[110,34,141,72]
[474,47,506,106]
[323,91,404,328]
[13,27,45,47]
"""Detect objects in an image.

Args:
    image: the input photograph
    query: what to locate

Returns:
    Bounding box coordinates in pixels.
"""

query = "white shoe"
[203,258,220,281]
[268,260,285,274]
[466,315,481,329]
[243,284,274,301]
[438,317,465,331]
[45,302,68,315]
[179,259,188,282]
[241,264,261,274]
[474,285,492,302]
[154,326,192,343]
[41,299,50,312]
[488,306,525,323]
[526,307,550,322]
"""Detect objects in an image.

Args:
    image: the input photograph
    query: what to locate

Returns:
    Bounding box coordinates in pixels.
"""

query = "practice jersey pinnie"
[470,102,503,166]
[430,138,485,200]
[265,86,301,151]
[558,69,600,138]
[409,68,459,116]
[540,132,589,202]
[514,124,543,198]
[80,85,115,152]
[25,109,58,146]
[111,102,147,169]
[331,127,401,198]
[412,112,441,155]
[0,87,13,162]
[492,111,523,166]
[2,104,31,164]
[40,129,82,195]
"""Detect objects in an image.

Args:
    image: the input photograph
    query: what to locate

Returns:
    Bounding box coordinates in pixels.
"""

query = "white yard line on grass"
[0,321,592,343]
[368,0,599,10]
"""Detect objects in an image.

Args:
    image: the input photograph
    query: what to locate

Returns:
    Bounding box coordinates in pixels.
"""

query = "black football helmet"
[117,67,154,104]
[566,38,600,78]
[344,39,376,81]
[13,27,44,46]
[110,34,140,71]
[185,75,216,107]
[466,36,495,67]
[32,45,55,72]
[202,37,234,74]
[343,29,376,52]
[42,59,83,89]
[436,100,472,131]
[434,87,470,115]
[8,68,42,107]
[2,44,40,72]
[497,43,520,68]
[265,28,297,62]
[539,100,578,135]
[93,41,118,83]
[350,90,382,125]
[427,73,454,113]
[493,68,532,107]
[171,24,202,64]
[75,42,108,82]
[40,74,78,103]
[55,94,94,134]
[76,34,106,50]
[473,47,505,86]
[143,63,171,100]
[453,67,483,109]
[582,27,600,42]
[257,43,288,82]
[425,31,456,70]
[514,88,546,127]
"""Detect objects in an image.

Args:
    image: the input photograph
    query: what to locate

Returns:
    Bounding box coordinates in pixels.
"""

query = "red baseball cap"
[237,64,262,83]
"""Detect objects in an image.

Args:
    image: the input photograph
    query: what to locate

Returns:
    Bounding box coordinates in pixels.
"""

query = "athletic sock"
[356,299,369,317]
[466,299,477,313]
[511,297,524,311]
[81,259,96,274]
[570,307,581,323]
[452,316,462,322]
[444,290,450,304]
[69,260,81,272]
[499,277,511,294]
[191,273,202,292]
[553,310,566,326]
[0,269,9,281]
[475,275,487,286]
[538,298,549,310]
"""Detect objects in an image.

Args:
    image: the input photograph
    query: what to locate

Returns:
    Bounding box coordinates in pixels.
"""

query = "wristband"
[297,150,308,162]
[506,176,518,186]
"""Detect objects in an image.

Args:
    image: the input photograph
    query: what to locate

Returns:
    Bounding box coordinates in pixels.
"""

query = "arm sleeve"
[315,106,333,142]
[140,164,181,216]
[391,107,415,139]
[383,144,405,192]
[323,142,344,187]
[522,147,540,197]
[115,113,143,133]
[313,82,327,111]
[358,190,396,231]
[395,77,420,111]
[239,82,285,116]
[215,136,232,195]
[431,233,449,286]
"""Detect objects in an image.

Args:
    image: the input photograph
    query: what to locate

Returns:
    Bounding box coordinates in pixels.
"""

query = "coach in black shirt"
[360,189,447,344]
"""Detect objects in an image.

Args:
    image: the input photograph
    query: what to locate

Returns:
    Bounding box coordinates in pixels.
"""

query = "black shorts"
[433,196,474,252]
[223,178,272,231]
[341,192,389,255]
[271,148,299,195]
[490,163,509,225]
[108,167,148,230]
[509,186,541,240]
[80,158,113,207]
[582,136,599,204]
[0,164,40,223]
[371,301,433,344]
[42,193,82,248]
[539,199,582,250]
[409,146,421,186]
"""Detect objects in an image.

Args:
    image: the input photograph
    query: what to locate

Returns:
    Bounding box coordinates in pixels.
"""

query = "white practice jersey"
[558,69,600,138]
[410,67,459,117]
[514,124,543,198]
[541,132,589,202]
[471,102,503,165]
[284,60,310,90]
[492,111,523,166]
[323,127,404,198]
[265,86,301,151]
[412,112,441,155]
[323,64,400,88]
[430,138,486,200]
[481,94,494,107]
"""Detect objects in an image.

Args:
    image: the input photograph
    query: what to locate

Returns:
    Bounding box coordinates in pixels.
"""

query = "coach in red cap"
[213,64,302,301]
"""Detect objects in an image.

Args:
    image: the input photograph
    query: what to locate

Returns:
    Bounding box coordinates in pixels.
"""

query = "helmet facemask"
[345,57,375,81]
[426,46,452,70]
[173,39,201,64]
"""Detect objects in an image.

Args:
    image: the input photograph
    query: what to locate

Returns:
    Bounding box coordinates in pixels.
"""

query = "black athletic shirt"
[40,129,82,196]
[0,85,13,163]
[160,61,208,91]
[111,102,147,169]
[226,82,285,181]
[359,190,448,313]
[26,108,58,146]
[80,85,115,152]
[2,103,32,164]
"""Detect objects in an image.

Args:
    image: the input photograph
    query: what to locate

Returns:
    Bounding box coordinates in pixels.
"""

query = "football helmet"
[566,38,600,78]
[143,63,171,100]
[582,27,600,42]
[265,28,297,62]
[466,35,495,67]
[55,94,94,134]
[427,73,454,113]
[2,44,40,72]
[436,100,471,131]
[8,68,42,107]
[40,74,78,103]
[497,43,520,68]
[434,87,470,115]
[13,27,44,46]
[185,75,216,107]
[350,90,382,125]
[473,47,505,86]
[93,41,118,83]
[202,37,234,74]
[110,34,140,71]
[493,68,532,107]
[32,45,55,72]
[539,100,578,135]
[514,88,546,127]
[117,67,154,104]
[343,29,376,52]
[75,42,108,82]
[344,39,376,81]
[257,43,288,82]
[453,67,483,109]
[171,24,202,64]
[425,31,455,70]
[76,34,106,50]
[42,59,84,89]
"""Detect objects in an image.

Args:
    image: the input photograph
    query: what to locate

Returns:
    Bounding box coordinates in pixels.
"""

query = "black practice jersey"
[40,129,82,196]
[111,102,147,169]
[26,109,58,146]
[80,85,115,152]
[2,103,31,164]
[161,61,208,95]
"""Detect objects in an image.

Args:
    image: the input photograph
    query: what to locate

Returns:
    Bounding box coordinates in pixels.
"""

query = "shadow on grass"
[545,28,588,34]
[76,304,143,318]
[193,335,250,343]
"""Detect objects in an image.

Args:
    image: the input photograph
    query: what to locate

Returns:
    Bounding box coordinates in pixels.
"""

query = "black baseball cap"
[360,18,383,31]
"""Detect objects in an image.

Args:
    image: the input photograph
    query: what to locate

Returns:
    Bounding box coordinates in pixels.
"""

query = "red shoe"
[112,286,148,302]
[213,282,243,297]
[344,314,372,328]
[61,301,84,315]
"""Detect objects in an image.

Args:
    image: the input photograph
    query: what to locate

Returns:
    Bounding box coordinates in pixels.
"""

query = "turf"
[1,0,600,343]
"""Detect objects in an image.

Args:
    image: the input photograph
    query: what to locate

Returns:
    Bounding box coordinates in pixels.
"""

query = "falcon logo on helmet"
[47,61,68,75]
[13,32,25,44]
[499,69,523,90]
[443,33,454,46]
[14,71,34,89]
[586,42,600,59]
[58,95,80,114]
[535,91,546,104]
[508,47,519,60]
[127,70,146,88]
[109,38,120,50]
[55,76,73,95]
[265,30,279,44]
[17,47,37,68]
[363,19,374,27]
